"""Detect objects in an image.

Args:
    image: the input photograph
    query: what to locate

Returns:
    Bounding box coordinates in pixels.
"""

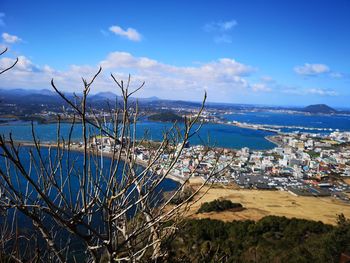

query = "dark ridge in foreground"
[166,215,350,263]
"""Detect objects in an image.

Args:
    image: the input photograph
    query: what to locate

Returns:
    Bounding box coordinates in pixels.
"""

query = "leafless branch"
[0,67,224,262]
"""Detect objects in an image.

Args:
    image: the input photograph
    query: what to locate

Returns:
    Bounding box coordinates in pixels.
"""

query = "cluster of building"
[228,131,350,201]
[88,135,231,183]
[87,130,350,202]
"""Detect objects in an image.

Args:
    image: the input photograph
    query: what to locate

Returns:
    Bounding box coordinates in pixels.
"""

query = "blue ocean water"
[0,120,275,150]
[0,146,179,198]
[0,146,179,258]
[3,112,349,150]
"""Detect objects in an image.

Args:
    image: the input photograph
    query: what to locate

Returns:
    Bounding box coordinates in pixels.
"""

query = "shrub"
[197,199,243,213]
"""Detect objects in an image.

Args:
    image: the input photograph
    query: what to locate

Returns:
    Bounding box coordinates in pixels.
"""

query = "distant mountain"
[0,88,61,102]
[0,88,52,96]
[1,88,346,115]
[91,92,160,103]
[36,89,56,96]
[303,104,337,114]
[91,92,118,101]
[139,96,160,102]
[0,88,159,101]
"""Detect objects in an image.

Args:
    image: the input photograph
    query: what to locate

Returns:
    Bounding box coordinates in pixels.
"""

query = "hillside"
[303,104,337,114]
[166,216,350,262]
[148,111,184,122]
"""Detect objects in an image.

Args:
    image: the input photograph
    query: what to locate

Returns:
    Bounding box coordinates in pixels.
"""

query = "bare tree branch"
[0,65,222,262]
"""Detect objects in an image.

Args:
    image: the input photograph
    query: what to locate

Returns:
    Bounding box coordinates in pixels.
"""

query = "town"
[87,129,350,204]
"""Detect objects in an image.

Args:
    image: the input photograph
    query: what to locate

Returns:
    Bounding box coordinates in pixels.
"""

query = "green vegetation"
[165,214,350,262]
[271,152,282,160]
[307,150,320,158]
[166,187,194,205]
[197,199,243,213]
[148,111,184,122]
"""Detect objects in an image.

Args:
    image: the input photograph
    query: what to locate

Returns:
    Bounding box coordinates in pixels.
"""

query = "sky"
[0,0,350,107]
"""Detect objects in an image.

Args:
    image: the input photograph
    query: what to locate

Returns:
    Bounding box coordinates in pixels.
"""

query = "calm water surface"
[0,120,275,150]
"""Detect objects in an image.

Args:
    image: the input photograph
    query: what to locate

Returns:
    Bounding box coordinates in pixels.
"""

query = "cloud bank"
[294,63,330,76]
[109,25,142,42]
[0,51,341,103]
[2,32,22,44]
[0,51,256,101]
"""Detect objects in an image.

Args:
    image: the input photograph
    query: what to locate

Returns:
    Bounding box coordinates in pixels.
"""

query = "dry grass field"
[187,177,350,225]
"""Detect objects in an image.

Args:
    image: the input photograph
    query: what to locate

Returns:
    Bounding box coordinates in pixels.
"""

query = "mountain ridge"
[0,88,348,114]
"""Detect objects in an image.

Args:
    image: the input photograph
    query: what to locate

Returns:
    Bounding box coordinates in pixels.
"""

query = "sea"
[0,114,278,211]
[0,119,275,150]
[1,112,350,150]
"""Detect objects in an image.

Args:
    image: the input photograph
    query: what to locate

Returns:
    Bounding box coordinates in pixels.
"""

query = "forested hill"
[166,215,350,262]
[303,104,337,114]
[148,111,184,122]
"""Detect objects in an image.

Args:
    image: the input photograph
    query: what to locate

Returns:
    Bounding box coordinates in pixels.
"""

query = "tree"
[0,48,223,262]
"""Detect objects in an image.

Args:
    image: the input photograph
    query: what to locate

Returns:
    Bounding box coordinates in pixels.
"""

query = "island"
[303,104,337,114]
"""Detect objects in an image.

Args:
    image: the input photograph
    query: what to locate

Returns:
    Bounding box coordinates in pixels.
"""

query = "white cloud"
[329,72,343,78]
[2,51,341,102]
[204,20,237,32]
[251,83,272,92]
[283,87,338,96]
[0,13,5,27]
[100,52,158,69]
[305,88,338,96]
[0,51,256,102]
[0,56,38,72]
[16,56,39,71]
[2,32,22,44]
[109,25,142,42]
[294,63,330,76]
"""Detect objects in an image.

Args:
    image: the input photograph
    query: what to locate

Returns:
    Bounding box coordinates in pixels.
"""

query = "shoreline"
[10,140,186,184]
[264,135,281,147]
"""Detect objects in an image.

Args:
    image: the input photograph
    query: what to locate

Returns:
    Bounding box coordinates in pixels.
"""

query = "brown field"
[187,177,350,225]
[344,178,350,185]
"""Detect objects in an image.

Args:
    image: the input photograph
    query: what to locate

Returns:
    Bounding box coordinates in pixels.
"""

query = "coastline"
[10,140,186,184]
[264,135,281,147]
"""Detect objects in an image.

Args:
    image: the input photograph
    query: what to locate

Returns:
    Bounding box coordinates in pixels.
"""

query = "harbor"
[219,120,340,134]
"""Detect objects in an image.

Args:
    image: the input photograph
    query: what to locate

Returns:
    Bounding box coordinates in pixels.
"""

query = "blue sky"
[0,0,350,107]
